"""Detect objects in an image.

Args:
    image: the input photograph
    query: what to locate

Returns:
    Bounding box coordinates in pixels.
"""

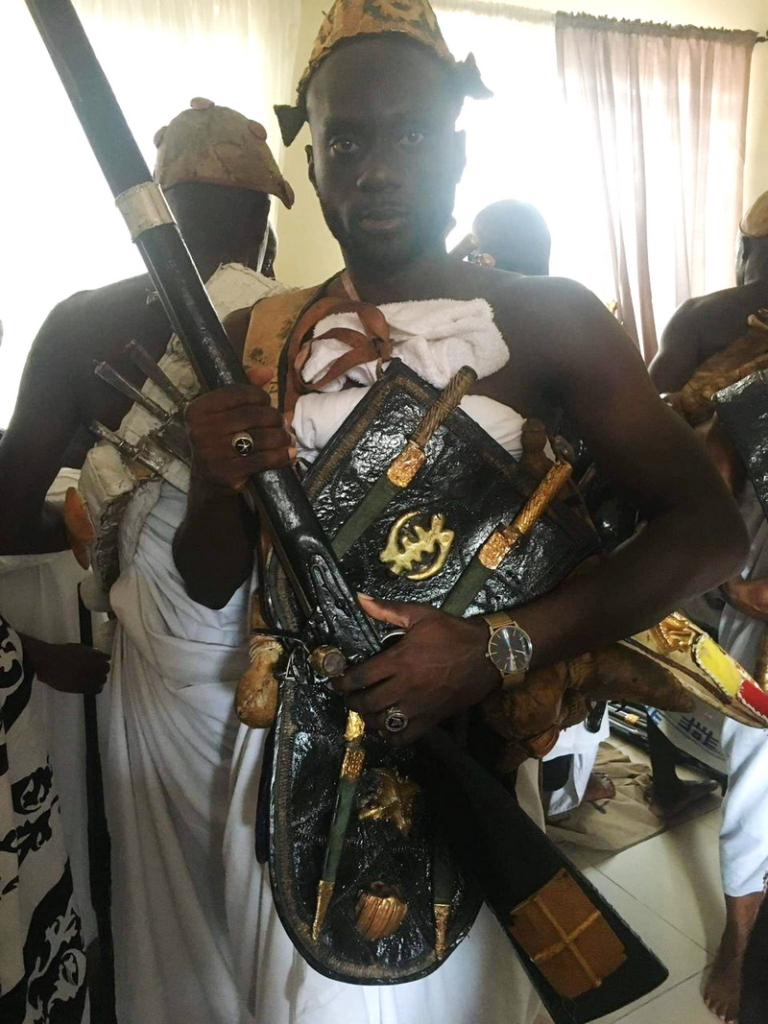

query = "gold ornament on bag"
[358,768,421,836]
[380,510,454,580]
[652,611,697,653]
[355,884,408,941]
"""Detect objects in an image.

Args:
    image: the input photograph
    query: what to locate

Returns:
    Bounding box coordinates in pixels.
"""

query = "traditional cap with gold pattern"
[275,0,491,146]
[154,98,295,208]
[740,190,768,239]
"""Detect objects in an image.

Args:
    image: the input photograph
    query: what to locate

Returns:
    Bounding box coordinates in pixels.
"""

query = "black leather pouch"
[266,361,601,983]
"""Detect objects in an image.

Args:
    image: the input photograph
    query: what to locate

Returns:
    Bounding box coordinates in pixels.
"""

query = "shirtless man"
[180,17,744,719]
[0,98,292,557]
[170,8,745,1020]
[650,193,768,396]
[649,190,768,1024]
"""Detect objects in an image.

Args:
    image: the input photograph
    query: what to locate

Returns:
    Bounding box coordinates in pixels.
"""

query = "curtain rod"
[436,4,767,41]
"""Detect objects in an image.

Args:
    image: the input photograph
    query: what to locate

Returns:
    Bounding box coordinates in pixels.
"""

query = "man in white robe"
[0,96,294,1023]
[649,189,768,1024]
[171,2,746,1023]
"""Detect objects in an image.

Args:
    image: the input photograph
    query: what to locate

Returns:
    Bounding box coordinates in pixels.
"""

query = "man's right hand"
[185,366,292,491]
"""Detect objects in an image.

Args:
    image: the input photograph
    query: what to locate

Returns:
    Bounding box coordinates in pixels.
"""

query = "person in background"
[0,612,108,1023]
[0,98,294,1024]
[651,191,768,396]
[472,198,551,275]
[648,189,768,1024]
[0,97,293,557]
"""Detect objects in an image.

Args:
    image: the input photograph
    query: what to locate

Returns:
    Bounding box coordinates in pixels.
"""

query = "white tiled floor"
[535,782,725,1023]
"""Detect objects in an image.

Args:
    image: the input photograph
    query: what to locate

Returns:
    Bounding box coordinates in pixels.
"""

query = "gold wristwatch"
[483,611,533,689]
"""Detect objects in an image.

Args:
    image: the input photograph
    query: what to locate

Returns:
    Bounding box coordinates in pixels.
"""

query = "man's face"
[306,37,465,270]
[166,183,270,271]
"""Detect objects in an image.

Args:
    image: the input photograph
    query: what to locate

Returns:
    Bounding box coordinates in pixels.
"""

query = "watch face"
[488,626,533,675]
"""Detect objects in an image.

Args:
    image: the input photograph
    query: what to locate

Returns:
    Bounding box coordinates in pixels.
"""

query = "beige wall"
[274,0,344,288]
[274,0,768,287]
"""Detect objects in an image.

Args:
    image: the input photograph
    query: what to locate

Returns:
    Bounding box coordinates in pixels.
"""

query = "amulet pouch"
[266,360,601,984]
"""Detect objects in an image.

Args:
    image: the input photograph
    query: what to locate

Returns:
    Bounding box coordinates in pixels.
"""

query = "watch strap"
[483,610,518,633]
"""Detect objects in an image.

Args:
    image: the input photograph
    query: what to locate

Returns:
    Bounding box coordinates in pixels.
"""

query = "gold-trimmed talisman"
[355,883,408,941]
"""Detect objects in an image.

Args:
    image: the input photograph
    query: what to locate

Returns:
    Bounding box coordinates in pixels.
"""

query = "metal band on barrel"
[115,182,175,240]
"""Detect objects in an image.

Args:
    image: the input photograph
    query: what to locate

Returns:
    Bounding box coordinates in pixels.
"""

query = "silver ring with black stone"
[383,706,409,733]
[231,431,255,457]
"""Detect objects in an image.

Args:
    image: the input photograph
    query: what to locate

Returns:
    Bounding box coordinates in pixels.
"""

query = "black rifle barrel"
[25,0,380,657]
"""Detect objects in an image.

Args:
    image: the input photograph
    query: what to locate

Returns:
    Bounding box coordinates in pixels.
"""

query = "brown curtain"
[556,14,757,361]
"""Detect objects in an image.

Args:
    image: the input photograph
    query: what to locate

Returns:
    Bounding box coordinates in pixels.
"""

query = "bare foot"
[648,778,718,820]
[705,949,743,1023]
[583,772,616,804]
[704,893,764,1024]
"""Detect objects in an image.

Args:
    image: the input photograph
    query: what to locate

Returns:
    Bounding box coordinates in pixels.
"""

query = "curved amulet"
[235,633,284,728]
[355,884,408,941]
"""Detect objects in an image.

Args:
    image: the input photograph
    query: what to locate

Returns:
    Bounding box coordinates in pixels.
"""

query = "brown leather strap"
[242,274,394,418]
[285,296,393,411]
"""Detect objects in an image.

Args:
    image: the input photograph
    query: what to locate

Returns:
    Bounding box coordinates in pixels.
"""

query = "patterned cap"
[154,98,295,208]
[741,191,768,239]
[275,0,491,146]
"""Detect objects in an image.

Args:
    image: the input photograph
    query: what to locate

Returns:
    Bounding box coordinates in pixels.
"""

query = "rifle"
[24,3,667,1019]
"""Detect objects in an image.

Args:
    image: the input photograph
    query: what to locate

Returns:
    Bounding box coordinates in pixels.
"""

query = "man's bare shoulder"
[29,273,160,370]
[45,273,154,336]
[462,267,617,357]
[665,282,766,360]
[670,282,766,330]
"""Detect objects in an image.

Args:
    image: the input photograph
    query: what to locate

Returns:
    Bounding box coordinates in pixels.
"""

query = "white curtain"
[556,15,757,360]
[0,0,300,425]
[436,2,624,309]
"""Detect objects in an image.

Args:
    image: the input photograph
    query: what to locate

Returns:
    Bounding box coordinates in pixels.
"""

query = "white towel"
[301,297,508,391]
[294,297,523,463]
[294,390,524,463]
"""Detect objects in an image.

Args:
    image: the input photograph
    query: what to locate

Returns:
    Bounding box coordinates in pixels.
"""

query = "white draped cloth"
[104,297,543,1024]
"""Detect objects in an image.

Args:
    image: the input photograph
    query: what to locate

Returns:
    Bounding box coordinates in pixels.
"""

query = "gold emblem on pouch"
[380,510,454,580]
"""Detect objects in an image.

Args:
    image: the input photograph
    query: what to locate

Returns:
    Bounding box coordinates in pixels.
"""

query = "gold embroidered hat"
[740,190,768,239]
[154,98,295,208]
[275,0,492,146]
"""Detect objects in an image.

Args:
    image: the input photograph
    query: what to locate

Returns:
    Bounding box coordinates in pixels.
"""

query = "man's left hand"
[20,633,110,694]
[332,595,499,744]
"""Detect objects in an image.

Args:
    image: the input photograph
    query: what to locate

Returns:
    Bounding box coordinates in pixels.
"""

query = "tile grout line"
[587,864,716,954]
[602,963,707,1023]
[610,968,710,1023]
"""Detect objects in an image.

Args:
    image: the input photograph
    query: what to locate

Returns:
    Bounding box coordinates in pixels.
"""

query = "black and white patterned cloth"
[0,615,88,1022]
